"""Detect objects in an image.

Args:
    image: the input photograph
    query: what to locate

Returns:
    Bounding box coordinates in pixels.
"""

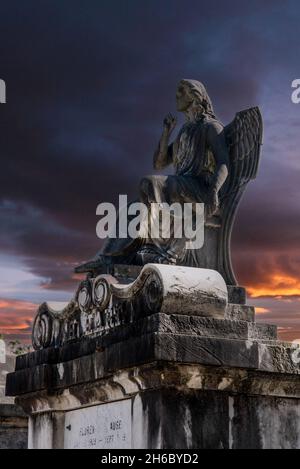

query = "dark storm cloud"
[0,0,300,294]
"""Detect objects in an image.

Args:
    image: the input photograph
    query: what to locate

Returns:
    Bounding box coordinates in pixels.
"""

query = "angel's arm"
[153,114,177,170]
[207,121,229,194]
[153,138,173,170]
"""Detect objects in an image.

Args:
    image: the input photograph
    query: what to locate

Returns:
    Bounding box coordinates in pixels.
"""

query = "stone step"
[248,323,277,341]
[225,304,255,322]
[159,314,277,341]
[180,317,276,341]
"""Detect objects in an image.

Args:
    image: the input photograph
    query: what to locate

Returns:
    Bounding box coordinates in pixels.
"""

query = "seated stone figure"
[32,80,263,350]
[77,79,263,286]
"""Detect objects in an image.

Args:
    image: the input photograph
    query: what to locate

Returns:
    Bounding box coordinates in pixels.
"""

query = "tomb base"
[6,309,300,449]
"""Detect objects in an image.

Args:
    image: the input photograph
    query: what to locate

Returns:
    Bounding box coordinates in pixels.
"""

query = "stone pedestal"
[5,266,300,449]
[6,309,300,449]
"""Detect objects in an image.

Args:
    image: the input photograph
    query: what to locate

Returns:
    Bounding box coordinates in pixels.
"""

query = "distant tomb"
[0,339,28,449]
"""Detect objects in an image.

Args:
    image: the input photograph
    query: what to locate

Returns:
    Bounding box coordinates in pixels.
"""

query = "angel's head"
[176,79,215,119]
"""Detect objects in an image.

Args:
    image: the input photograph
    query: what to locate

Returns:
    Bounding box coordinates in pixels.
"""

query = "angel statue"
[77,79,262,285]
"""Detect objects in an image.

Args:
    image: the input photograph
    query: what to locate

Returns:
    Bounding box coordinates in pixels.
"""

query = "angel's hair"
[181,79,216,119]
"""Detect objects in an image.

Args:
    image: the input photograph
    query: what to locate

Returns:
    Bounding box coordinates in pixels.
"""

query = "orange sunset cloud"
[0,298,37,335]
[247,273,300,298]
[255,307,271,314]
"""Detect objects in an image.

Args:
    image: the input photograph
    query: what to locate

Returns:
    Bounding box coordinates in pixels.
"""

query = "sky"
[1,0,300,343]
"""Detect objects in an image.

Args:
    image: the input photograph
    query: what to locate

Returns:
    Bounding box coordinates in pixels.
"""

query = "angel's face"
[176,82,193,112]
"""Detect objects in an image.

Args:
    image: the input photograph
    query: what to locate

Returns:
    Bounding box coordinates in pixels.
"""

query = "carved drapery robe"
[101,115,229,265]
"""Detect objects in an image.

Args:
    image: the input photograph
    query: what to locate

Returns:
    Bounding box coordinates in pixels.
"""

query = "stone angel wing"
[222,106,263,198]
[218,107,263,285]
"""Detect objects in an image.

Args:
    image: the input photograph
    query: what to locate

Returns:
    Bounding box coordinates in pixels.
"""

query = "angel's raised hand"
[163,113,177,134]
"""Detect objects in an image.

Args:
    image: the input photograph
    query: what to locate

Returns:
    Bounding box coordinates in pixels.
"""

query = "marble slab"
[64,399,132,449]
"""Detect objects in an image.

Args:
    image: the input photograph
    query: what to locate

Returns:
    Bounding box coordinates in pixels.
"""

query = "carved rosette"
[32,303,62,350]
[143,271,164,313]
[93,275,115,311]
[76,280,92,313]
[32,300,78,350]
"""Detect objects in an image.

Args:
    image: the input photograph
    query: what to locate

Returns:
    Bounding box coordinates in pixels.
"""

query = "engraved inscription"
[64,399,132,449]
